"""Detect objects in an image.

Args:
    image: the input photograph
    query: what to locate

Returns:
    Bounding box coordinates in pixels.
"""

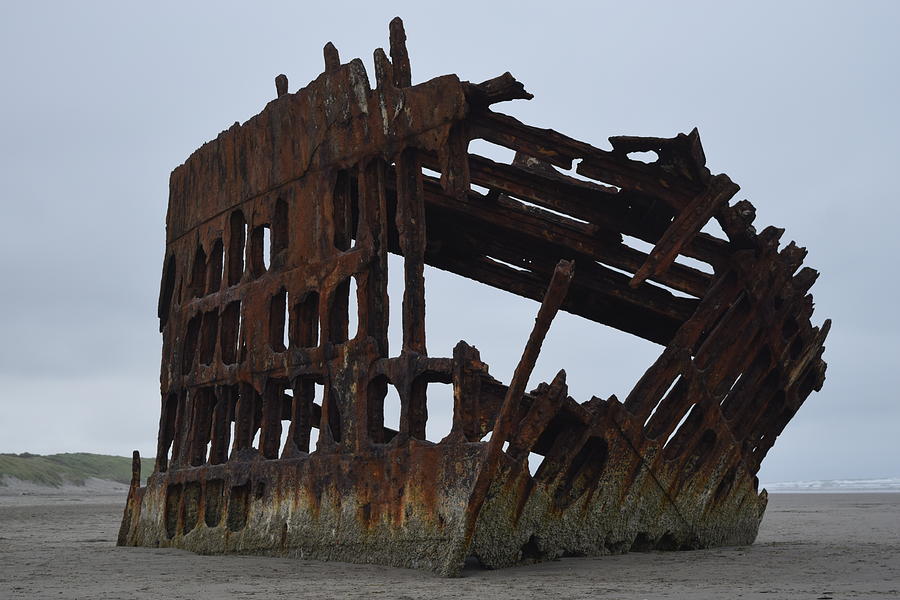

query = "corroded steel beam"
[118,17,829,576]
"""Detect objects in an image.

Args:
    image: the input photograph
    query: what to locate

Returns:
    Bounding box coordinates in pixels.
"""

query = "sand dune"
[0,489,898,599]
[0,477,130,501]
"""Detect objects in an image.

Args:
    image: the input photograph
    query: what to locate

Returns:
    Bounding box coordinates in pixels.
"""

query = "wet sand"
[0,489,897,599]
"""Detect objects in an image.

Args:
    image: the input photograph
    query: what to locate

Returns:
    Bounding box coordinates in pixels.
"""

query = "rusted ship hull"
[120,444,484,574]
[120,425,764,576]
[118,18,827,576]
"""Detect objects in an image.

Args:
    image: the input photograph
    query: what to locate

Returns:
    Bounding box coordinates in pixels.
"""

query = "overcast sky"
[1,1,897,484]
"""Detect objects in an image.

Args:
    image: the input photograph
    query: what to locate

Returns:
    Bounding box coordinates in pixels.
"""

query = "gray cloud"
[1,1,897,484]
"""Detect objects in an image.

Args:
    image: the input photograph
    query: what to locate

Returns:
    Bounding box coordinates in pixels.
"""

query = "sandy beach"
[0,488,897,599]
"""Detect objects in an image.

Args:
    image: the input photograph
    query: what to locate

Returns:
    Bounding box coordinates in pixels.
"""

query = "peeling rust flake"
[118,18,830,576]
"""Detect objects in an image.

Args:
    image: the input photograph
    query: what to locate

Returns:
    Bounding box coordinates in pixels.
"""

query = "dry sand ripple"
[0,490,897,599]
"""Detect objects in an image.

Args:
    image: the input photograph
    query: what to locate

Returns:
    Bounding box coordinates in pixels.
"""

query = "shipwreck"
[118,18,829,576]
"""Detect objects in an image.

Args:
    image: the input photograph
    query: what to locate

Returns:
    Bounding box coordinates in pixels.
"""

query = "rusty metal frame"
[118,18,829,576]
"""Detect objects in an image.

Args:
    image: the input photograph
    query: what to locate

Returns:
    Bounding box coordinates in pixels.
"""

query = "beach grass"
[0,453,152,487]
